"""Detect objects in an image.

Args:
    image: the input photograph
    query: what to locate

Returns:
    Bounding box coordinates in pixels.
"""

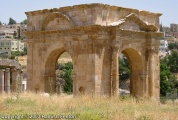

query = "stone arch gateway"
[25,3,162,100]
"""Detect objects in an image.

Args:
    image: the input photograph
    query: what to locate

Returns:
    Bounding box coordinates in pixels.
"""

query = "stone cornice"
[25,25,109,36]
[25,3,161,17]
[25,25,162,41]
[26,25,161,33]
[115,28,162,37]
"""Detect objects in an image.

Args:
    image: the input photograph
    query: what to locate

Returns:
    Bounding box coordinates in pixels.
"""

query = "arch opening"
[119,48,144,97]
[119,53,130,95]
[44,49,73,95]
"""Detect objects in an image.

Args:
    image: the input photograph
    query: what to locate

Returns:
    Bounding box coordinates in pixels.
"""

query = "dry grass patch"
[0,92,178,120]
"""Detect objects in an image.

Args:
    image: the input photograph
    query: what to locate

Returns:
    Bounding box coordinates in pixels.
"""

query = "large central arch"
[25,3,162,100]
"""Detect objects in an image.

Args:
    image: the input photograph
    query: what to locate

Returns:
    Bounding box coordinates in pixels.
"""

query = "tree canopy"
[58,62,73,94]
[119,57,130,81]
[168,43,178,50]
[20,19,27,24]
[0,21,2,25]
[160,53,178,96]
[168,50,178,72]
[8,18,16,25]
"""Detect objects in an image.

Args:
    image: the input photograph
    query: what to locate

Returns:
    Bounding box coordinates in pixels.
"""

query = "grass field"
[0,92,178,120]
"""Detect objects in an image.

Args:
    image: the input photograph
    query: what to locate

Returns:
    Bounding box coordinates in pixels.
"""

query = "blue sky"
[0,0,177,26]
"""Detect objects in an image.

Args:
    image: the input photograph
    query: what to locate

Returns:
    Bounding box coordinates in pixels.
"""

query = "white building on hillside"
[0,39,24,57]
[0,23,27,40]
[159,40,169,57]
[0,30,15,40]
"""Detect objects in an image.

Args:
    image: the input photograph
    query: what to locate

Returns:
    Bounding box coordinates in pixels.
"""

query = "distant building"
[0,30,15,40]
[159,40,169,57]
[160,39,168,52]
[162,26,170,32]
[0,39,24,57]
[161,24,178,42]
[0,23,20,30]
[170,24,178,32]
[0,23,20,38]
[0,23,27,40]
[20,24,27,40]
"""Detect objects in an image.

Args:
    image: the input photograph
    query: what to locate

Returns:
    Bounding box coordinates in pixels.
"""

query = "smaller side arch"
[44,48,66,93]
[119,47,145,97]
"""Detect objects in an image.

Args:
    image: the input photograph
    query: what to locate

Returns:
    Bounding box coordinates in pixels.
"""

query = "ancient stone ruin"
[25,3,162,100]
[0,58,23,93]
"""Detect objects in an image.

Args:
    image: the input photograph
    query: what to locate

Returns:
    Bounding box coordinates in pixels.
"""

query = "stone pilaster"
[5,68,10,93]
[111,45,119,96]
[147,48,158,99]
[0,69,5,93]
[72,72,77,96]
[139,71,148,96]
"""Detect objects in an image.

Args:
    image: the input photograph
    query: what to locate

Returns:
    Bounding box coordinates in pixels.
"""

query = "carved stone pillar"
[5,68,10,93]
[0,69,5,93]
[111,45,119,96]
[12,68,20,92]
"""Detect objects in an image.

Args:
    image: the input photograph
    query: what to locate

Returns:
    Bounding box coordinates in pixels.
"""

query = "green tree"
[60,62,73,93]
[168,43,177,50]
[0,21,2,25]
[20,19,27,24]
[119,57,130,81]
[160,60,171,96]
[23,47,27,55]
[5,36,12,38]
[168,50,178,72]
[11,51,22,56]
[9,54,15,59]
[8,18,16,25]
[160,57,178,96]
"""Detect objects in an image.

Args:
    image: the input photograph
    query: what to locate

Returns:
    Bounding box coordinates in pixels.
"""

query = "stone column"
[5,68,10,93]
[19,70,23,93]
[12,68,20,92]
[0,69,5,93]
[111,46,119,96]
